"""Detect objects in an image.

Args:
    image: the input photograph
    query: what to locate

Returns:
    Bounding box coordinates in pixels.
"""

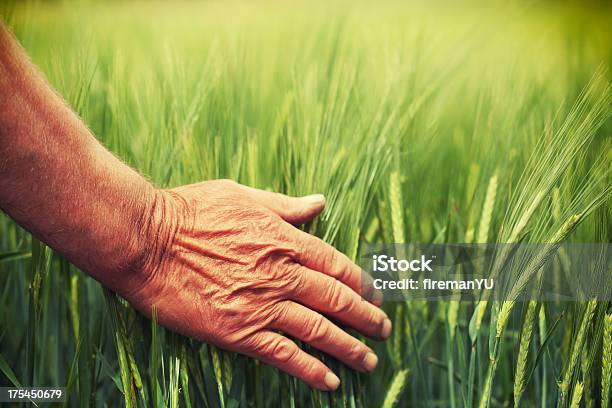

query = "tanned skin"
[0,24,391,391]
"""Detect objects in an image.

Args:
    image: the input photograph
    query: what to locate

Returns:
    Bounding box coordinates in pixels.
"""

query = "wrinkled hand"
[122,180,391,390]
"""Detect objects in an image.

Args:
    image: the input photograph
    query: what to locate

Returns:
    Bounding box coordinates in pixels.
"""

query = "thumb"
[242,186,326,224]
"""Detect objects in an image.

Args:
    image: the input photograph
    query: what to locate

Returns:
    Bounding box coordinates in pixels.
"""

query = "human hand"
[120,180,391,391]
[0,23,389,393]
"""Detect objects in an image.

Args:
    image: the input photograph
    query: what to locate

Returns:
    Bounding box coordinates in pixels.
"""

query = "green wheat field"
[1,1,611,407]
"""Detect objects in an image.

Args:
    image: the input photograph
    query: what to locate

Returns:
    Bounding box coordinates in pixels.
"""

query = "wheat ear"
[602,313,612,408]
[513,300,538,407]
[382,369,410,408]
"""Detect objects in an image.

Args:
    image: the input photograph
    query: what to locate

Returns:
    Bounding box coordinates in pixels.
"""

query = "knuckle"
[325,247,352,284]
[347,341,365,362]
[370,309,385,330]
[238,334,263,354]
[265,257,299,286]
[282,263,304,292]
[327,282,353,314]
[255,212,286,238]
[295,233,313,258]
[305,314,328,343]
[267,300,295,327]
[302,360,321,381]
[299,235,328,265]
[280,260,300,278]
[269,301,290,322]
[267,337,298,364]
[334,252,354,284]
[324,244,338,269]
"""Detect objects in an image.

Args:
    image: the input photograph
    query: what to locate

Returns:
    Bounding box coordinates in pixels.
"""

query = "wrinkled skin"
[0,25,390,392]
[123,180,391,391]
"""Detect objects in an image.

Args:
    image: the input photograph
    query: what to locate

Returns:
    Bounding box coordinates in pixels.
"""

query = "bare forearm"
[0,24,155,292]
[0,24,390,391]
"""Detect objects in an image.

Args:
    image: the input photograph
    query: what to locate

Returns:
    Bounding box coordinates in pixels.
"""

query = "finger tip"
[302,194,326,208]
[363,352,378,372]
[324,371,340,391]
[381,318,392,339]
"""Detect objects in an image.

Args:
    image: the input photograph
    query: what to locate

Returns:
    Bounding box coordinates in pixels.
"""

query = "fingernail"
[381,318,392,339]
[302,194,325,206]
[363,352,378,372]
[324,371,340,390]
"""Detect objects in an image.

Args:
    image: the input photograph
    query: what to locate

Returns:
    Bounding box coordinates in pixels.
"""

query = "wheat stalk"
[392,303,404,367]
[448,300,460,340]
[478,361,497,408]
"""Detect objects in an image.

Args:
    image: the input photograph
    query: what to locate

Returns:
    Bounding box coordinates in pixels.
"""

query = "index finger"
[289,227,383,306]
